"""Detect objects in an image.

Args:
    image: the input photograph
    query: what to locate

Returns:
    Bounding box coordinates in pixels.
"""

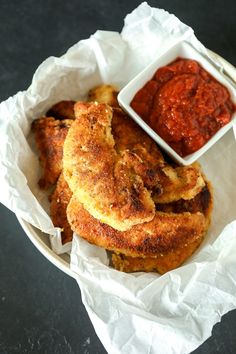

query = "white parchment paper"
[0,2,236,353]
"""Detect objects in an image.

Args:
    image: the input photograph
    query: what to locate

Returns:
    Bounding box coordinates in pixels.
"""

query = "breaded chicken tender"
[112,239,203,274]
[32,117,73,189]
[63,102,156,231]
[67,195,207,258]
[32,100,76,189]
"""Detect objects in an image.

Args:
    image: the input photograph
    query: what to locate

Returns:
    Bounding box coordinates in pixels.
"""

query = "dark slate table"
[0,1,235,353]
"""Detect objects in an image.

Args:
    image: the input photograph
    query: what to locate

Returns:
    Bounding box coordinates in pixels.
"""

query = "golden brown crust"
[50,173,73,244]
[32,117,73,189]
[88,84,119,108]
[67,196,207,257]
[153,164,205,204]
[156,184,212,216]
[111,237,203,274]
[63,100,211,261]
[46,100,76,120]
[49,176,212,267]
[111,181,213,273]
[112,108,164,191]
[63,102,156,231]
[32,85,213,274]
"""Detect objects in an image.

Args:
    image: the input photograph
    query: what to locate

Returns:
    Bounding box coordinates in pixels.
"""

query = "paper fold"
[71,220,236,354]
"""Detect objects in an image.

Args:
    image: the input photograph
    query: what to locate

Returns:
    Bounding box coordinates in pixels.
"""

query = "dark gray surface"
[0,1,236,353]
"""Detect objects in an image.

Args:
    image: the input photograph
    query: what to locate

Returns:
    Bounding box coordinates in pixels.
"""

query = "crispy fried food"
[112,238,203,274]
[153,164,205,204]
[32,85,213,274]
[112,182,213,273]
[50,173,73,244]
[53,170,212,271]
[88,84,119,108]
[67,195,207,257]
[63,102,156,231]
[32,100,75,189]
[111,108,164,191]
[46,100,76,120]
[32,117,73,189]
[51,177,211,272]
[156,184,212,215]
[63,100,212,272]
[53,170,211,257]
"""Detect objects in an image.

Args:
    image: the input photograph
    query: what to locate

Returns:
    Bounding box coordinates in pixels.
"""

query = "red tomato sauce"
[131,58,235,157]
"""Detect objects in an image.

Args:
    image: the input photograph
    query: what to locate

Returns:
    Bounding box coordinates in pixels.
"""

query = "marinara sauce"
[131,58,235,157]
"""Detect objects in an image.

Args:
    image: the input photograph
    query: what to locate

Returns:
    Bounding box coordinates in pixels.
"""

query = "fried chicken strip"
[112,238,203,274]
[32,100,76,189]
[63,102,156,231]
[67,195,207,258]
[32,117,73,189]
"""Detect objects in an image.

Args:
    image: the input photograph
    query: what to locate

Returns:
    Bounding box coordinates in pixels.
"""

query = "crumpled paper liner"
[0,2,236,353]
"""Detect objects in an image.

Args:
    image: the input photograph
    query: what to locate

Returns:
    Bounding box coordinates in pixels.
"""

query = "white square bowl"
[118,41,236,165]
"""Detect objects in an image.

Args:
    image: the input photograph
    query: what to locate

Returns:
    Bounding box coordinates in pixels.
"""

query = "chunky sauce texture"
[131,58,235,157]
